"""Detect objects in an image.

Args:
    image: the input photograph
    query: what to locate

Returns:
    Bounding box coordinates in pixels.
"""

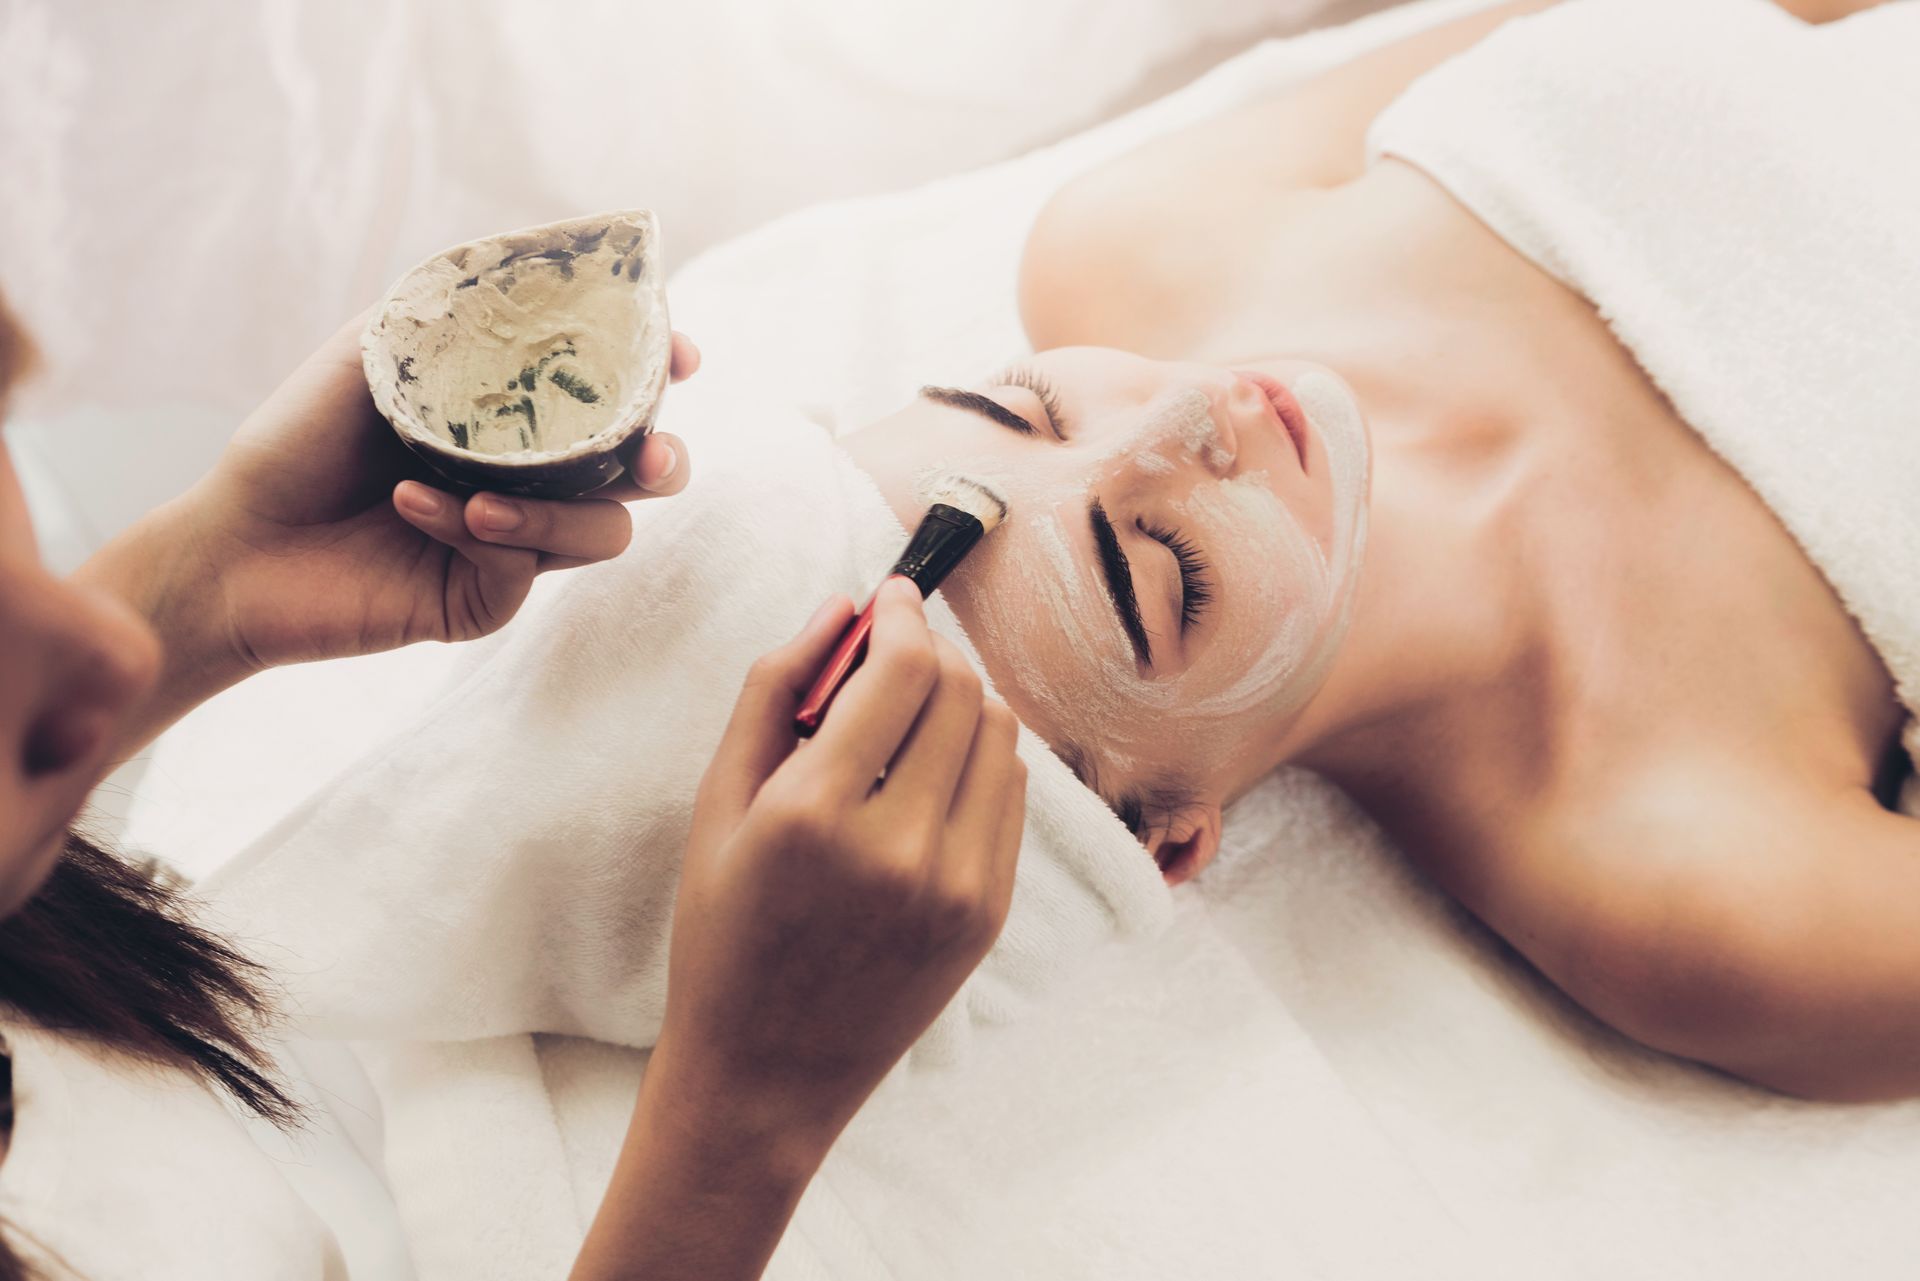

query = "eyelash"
[993,364,1067,437]
[1142,522,1213,630]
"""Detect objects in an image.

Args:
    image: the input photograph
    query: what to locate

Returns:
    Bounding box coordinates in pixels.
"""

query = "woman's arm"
[72,317,699,756]
[73,325,1026,1274]
[573,583,1027,1278]
[574,1035,836,1280]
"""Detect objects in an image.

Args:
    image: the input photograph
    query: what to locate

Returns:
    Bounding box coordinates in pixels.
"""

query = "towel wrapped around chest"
[1368,0,1920,805]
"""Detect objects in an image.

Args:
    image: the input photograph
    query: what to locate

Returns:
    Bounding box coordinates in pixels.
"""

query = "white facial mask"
[942,367,1371,781]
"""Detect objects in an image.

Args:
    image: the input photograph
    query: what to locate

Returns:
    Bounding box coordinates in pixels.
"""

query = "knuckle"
[758,782,836,848]
[881,633,939,690]
[741,650,791,692]
[935,645,983,701]
[513,499,553,540]
[909,820,945,865]
[598,510,634,557]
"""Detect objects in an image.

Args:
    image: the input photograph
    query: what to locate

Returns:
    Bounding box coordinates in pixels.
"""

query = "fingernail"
[398,485,444,518]
[479,497,523,532]
[637,439,680,491]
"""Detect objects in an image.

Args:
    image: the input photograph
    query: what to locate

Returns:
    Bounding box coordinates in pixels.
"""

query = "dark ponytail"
[0,833,298,1276]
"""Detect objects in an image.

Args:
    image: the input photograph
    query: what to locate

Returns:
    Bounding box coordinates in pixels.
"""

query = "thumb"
[696,595,855,821]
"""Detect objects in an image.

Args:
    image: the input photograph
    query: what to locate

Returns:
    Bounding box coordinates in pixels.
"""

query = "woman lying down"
[217,0,1920,1105]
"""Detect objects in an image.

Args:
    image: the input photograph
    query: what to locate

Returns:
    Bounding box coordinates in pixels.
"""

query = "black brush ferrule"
[890,503,985,595]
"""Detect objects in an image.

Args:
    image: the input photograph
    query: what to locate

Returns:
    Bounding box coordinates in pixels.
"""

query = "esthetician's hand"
[667,578,1027,1111]
[76,314,700,749]
[573,582,1027,1281]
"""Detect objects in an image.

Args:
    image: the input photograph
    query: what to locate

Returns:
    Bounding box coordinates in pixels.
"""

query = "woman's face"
[0,437,162,915]
[841,347,1369,860]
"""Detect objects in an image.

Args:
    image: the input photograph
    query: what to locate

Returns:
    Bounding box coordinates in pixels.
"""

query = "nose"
[1117,383,1241,482]
[1220,376,1287,467]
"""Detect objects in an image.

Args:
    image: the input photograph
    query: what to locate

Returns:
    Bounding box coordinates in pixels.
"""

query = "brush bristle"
[927,473,1008,532]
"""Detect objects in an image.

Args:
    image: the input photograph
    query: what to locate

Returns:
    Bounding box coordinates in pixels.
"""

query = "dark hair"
[0,833,298,1276]
[1055,738,1197,844]
[0,832,297,1119]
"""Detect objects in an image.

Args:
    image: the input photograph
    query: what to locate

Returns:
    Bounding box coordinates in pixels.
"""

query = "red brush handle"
[792,585,891,737]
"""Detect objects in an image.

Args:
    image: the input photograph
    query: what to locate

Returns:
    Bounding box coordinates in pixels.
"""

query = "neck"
[1248,353,1567,813]
[1196,172,1600,810]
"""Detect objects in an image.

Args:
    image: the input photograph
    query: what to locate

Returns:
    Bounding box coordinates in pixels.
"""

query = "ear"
[1145,802,1224,887]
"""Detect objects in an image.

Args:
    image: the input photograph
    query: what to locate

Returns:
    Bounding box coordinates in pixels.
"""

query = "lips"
[1233,371,1309,473]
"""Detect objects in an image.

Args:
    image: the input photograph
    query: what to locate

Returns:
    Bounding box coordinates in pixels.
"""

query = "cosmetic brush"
[793,474,1009,737]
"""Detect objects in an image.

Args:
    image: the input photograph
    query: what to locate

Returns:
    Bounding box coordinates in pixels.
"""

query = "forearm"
[572,1042,842,1281]
[71,490,252,756]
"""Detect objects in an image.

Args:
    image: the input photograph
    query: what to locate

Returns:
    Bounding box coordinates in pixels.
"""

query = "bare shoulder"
[1018,0,1560,349]
[1512,752,1920,1100]
[1016,0,1890,350]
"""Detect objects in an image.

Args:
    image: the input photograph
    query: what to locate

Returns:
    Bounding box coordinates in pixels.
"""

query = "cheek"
[1169,478,1337,726]
[1293,368,1371,572]
[1121,389,1221,469]
[944,501,1149,768]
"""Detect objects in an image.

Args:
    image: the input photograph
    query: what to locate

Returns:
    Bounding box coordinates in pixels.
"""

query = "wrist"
[72,490,251,751]
[573,1039,842,1281]
[635,1033,845,1188]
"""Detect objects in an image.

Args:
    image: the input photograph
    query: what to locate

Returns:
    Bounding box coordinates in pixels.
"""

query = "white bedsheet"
[124,1,1920,1277]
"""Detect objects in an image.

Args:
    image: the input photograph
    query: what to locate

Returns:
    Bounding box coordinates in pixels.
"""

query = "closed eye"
[991,363,1069,439]
[1090,498,1153,667]
[1143,522,1213,631]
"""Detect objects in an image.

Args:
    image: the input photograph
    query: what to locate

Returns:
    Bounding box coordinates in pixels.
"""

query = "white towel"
[203,412,1171,1067]
[1368,0,1920,806]
[0,1023,348,1281]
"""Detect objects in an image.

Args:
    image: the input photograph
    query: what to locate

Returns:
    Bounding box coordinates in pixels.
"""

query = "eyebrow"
[918,385,1036,435]
[1089,498,1153,668]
